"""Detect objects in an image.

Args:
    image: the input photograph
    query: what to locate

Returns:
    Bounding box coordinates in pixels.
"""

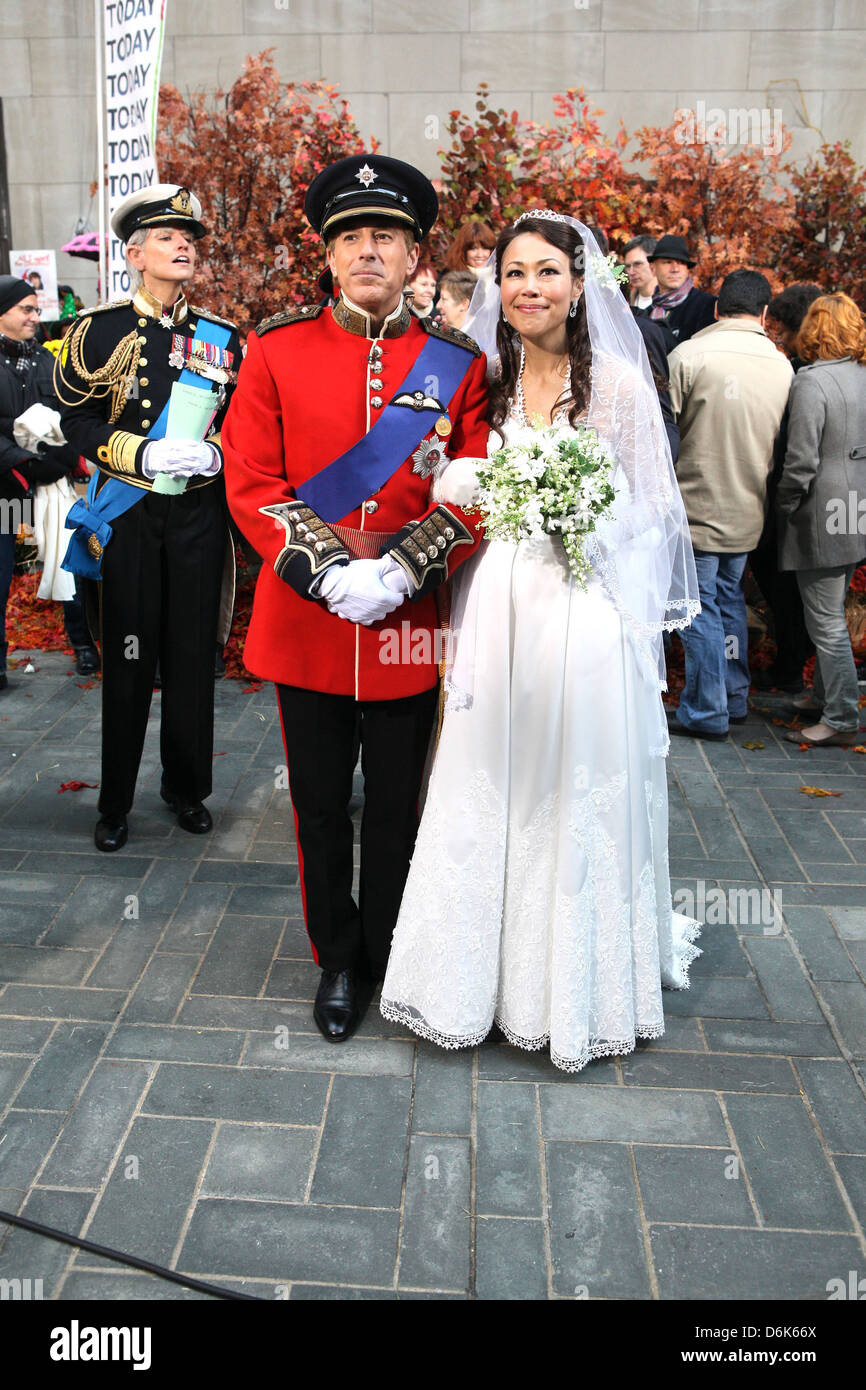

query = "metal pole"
[94,0,106,303]
[0,100,11,275]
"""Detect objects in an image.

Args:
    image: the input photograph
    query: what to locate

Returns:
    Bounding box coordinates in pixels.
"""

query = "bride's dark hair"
[488,217,593,437]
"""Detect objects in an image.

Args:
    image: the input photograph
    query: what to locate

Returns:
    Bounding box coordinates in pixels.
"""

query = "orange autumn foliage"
[433,85,634,259]
[156,52,380,336]
[153,58,866,329]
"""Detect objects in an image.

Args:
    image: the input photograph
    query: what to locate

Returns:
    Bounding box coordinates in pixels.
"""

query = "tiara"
[513,209,573,228]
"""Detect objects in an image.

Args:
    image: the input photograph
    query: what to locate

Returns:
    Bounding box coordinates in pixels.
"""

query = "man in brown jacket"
[668,270,793,739]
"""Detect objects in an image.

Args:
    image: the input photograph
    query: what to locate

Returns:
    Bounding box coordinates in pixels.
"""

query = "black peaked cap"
[305,155,438,242]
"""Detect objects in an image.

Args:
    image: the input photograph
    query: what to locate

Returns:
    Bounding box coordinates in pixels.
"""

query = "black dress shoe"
[314,969,359,1043]
[667,715,727,742]
[177,804,212,834]
[751,668,804,694]
[74,646,101,675]
[160,785,213,834]
[94,816,128,852]
[0,673,7,693]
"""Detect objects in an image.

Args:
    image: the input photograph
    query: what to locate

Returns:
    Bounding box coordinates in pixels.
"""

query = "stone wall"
[2,0,864,303]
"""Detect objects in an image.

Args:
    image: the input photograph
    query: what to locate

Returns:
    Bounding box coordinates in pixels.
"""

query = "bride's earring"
[569,299,578,318]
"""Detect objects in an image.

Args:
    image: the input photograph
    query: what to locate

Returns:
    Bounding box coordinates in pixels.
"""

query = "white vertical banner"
[101,0,167,301]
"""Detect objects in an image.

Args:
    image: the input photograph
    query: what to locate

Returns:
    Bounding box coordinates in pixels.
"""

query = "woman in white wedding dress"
[380,214,702,1072]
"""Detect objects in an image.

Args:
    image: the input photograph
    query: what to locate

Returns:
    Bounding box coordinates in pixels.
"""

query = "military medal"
[412,437,449,480]
[169,334,235,384]
[434,416,452,438]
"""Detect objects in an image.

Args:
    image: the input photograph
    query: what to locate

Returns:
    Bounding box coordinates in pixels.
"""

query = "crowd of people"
[0,161,864,1064]
[402,219,866,750]
[2,212,864,742]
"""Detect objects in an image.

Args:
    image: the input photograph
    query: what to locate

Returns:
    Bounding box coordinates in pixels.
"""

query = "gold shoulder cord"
[53,318,142,425]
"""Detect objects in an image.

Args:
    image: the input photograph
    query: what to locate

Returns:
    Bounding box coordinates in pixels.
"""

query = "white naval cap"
[111,184,206,242]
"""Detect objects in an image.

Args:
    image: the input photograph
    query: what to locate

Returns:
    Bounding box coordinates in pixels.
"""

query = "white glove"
[317,558,404,625]
[432,456,481,508]
[142,439,220,479]
[379,555,413,595]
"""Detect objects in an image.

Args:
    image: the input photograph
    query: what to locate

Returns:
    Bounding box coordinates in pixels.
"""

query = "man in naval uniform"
[223,155,489,1042]
[55,185,241,851]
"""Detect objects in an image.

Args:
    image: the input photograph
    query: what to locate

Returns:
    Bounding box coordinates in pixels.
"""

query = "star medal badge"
[355,163,377,188]
[412,437,449,481]
[159,314,175,330]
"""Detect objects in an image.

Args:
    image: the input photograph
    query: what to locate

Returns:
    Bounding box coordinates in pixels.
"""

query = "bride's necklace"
[515,342,570,427]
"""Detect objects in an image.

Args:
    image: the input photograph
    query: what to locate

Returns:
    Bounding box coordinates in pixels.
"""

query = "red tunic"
[223,303,489,700]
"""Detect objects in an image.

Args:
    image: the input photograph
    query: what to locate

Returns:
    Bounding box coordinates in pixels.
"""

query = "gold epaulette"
[256,304,325,337]
[419,316,483,357]
[77,299,132,318]
[192,306,237,330]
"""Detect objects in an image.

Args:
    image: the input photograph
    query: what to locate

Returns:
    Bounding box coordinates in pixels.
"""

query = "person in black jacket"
[634,313,680,464]
[647,236,716,350]
[0,277,83,692]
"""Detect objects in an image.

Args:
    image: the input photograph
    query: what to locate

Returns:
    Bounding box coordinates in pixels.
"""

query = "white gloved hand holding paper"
[142,438,220,479]
[317,558,404,625]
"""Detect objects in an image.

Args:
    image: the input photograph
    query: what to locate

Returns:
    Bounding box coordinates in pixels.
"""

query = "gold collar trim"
[133,285,188,326]
[332,293,411,340]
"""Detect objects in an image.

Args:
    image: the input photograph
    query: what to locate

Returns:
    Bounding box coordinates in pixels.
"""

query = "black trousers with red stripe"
[276,682,438,976]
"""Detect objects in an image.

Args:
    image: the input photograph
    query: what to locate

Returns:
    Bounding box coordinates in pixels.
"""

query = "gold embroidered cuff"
[259,500,350,597]
[99,430,144,476]
[386,505,473,593]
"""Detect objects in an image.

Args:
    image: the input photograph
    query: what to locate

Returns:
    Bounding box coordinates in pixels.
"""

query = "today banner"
[102,0,167,299]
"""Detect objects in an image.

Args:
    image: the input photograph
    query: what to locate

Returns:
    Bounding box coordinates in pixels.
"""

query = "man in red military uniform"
[223,155,489,1042]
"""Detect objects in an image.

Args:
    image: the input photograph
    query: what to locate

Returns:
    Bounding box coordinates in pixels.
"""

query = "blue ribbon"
[62,316,232,579]
[295,335,471,524]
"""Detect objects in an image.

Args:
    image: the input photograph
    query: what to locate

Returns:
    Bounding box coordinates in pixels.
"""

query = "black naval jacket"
[54,285,241,487]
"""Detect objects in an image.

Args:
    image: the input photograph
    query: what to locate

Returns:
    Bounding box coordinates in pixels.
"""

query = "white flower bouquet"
[474,422,618,587]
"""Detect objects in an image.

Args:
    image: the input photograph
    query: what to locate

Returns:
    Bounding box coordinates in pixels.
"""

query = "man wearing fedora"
[55,185,241,851]
[223,155,489,1043]
[649,235,717,350]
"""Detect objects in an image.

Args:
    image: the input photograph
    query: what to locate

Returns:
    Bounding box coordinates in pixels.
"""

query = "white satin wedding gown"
[380,407,701,1073]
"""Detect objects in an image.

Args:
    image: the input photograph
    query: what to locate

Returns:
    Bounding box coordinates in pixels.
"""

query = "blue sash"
[62,316,232,579]
[295,335,470,524]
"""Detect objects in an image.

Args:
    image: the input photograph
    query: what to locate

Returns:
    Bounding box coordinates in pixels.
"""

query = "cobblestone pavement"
[1,653,865,1301]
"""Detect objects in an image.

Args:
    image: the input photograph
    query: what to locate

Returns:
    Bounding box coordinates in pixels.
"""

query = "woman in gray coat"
[777,292,866,746]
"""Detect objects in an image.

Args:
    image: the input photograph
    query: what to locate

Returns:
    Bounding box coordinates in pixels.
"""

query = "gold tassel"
[53,318,141,425]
